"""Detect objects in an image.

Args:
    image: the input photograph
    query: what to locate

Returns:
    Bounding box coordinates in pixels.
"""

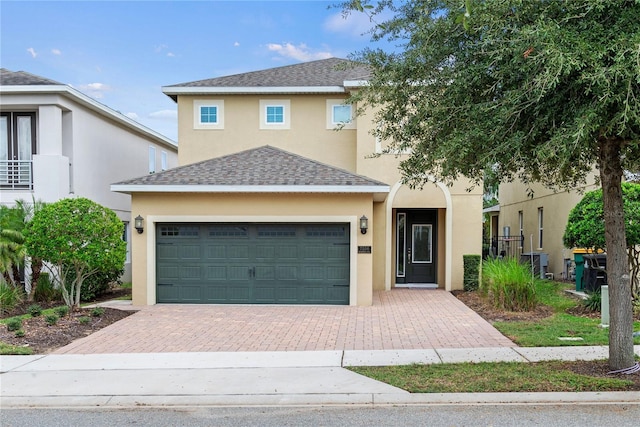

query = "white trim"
[163,86,347,95]
[259,99,290,130]
[145,215,359,306]
[193,99,224,130]
[326,99,356,130]
[385,179,453,291]
[343,80,369,88]
[1,85,177,150]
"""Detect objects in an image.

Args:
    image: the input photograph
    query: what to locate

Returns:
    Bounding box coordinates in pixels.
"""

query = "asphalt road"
[2,404,639,426]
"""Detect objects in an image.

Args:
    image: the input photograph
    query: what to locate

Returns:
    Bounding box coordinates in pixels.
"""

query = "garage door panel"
[157,223,350,304]
[227,266,250,280]
[276,266,298,280]
[205,245,226,259]
[228,245,250,259]
[206,266,227,280]
[255,245,276,259]
[303,246,326,259]
[179,265,202,280]
[179,285,202,302]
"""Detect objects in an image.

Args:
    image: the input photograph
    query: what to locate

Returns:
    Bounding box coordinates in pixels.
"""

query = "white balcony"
[0,160,33,190]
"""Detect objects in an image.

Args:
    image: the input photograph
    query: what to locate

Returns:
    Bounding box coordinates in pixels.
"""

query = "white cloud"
[324,11,375,37]
[52,49,62,55]
[125,112,139,120]
[77,82,111,99]
[266,43,333,62]
[234,41,240,47]
[27,47,37,58]
[167,52,175,57]
[148,109,177,120]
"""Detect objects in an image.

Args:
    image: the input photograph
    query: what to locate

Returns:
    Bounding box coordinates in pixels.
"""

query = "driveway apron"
[54,289,514,354]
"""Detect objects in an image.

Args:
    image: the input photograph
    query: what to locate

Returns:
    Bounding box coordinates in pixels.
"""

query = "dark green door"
[156,223,350,304]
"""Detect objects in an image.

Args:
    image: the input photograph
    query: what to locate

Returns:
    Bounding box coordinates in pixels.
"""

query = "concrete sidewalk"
[2,346,640,408]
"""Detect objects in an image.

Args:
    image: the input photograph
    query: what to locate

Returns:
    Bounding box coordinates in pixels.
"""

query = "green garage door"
[156,223,350,304]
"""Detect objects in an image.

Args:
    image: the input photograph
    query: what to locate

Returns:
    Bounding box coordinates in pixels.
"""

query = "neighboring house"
[0,69,178,281]
[112,58,483,306]
[495,174,599,280]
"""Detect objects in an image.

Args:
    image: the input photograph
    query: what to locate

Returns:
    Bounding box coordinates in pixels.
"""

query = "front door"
[396,210,437,284]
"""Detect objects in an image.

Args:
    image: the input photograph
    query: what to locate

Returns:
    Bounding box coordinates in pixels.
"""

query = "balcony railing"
[0,160,33,190]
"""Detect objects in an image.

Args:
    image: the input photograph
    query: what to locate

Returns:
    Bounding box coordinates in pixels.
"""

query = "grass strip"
[0,341,33,355]
[348,361,634,393]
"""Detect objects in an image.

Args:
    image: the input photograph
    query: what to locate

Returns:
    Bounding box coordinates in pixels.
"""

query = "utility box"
[520,252,549,279]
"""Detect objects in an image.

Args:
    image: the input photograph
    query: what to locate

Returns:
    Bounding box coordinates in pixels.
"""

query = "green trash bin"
[574,251,586,291]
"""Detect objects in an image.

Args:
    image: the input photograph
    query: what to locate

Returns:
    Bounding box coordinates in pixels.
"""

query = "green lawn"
[348,361,634,393]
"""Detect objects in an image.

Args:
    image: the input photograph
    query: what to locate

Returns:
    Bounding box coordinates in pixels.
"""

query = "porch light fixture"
[134,215,144,234]
[360,215,368,234]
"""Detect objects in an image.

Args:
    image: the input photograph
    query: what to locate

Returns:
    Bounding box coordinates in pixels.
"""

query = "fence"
[483,235,524,259]
[0,160,33,190]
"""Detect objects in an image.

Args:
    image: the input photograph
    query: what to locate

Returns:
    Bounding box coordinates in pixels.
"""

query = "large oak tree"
[343,0,640,369]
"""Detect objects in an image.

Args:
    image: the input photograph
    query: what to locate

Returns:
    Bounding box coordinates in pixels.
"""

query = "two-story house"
[112,58,483,306]
[0,69,178,281]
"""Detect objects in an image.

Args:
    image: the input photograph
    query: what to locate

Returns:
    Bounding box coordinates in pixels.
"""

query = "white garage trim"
[145,215,359,306]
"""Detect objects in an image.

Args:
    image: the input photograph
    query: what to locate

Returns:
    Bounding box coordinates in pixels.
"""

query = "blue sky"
[1,1,381,141]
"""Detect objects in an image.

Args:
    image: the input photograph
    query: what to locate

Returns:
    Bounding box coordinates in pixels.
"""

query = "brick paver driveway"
[55,289,514,354]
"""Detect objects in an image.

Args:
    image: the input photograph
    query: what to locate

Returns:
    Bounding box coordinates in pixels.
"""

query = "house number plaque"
[358,246,372,254]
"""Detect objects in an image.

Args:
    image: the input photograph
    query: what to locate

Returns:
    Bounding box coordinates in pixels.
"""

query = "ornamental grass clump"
[481,257,538,311]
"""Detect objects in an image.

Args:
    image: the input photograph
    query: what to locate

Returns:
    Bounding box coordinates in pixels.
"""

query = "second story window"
[332,105,352,125]
[161,151,168,171]
[149,146,156,174]
[200,106,218,124]
[326,99,356,130]
[265,105,284,124]
[260,99,290,130]
[193,100,224,130]
[1,112,36,189]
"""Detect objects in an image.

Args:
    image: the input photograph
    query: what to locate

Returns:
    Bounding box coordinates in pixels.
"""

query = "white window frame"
[161,151,168,171]
[538,207,544,249]
[193,100,224,130]
[260,99,290,130]
[518,210,524,248]
[326,99,356,130]
[149,146,156,174]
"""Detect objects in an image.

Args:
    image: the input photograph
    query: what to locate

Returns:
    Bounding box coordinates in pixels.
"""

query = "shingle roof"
[164,58,370,90]
[0,68,63,86]
[113,145,387,188]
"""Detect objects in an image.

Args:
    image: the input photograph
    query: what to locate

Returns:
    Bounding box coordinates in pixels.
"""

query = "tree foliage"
[564,183,640,296]
[342,0,640,370]
[24,197,126,309]
[564,183,640,251]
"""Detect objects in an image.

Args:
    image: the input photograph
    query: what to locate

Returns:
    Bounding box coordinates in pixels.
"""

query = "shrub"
[34,273,62,303]
[65,266,123,302]
[481,257,538,311]
[463,255,482,291]
[0,281,24,314]
[584,290,602,312]
[91,307,105,317]
[78,316,91,325]
[5,317,22,332]
[14,329,25,337]
[45,314,59,326]
[27,304,43,317]
[54,305,70,317]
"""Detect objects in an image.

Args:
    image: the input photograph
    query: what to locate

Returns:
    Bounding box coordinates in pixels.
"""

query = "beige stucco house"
[112,58,483,306]
[0,69,178,280]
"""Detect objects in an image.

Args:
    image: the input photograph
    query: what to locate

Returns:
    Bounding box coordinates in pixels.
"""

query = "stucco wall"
[177,94,357,171]
[131,192,375,306]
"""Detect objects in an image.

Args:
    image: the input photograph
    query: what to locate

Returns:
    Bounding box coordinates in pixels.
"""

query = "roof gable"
[162,58,370,99]
[112,146,389,200]
[0,68,63,86]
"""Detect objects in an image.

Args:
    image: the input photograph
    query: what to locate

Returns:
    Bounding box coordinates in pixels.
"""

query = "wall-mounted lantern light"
[134,215,144,234]
[360,215,368,234]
